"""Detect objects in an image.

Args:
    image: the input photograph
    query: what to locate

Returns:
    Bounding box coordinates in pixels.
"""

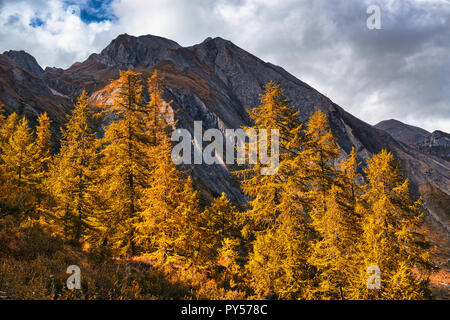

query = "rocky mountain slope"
[416,130,450,162]
[0,50,71,127]
[3,50,44,76]
[1,34,449,234]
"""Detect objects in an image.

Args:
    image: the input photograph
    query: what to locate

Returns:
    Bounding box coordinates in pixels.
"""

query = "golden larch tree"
[304,109,340,213]
[135,134,200,265]
[240,82,313,299]
[355,149,432,299]
[239,81,308,234]
[48,91,99,242]
[202,192,240,268]
[308,148,363,299]
[100,70,153,256]
[34,112,52,207]
[1,116,39,218]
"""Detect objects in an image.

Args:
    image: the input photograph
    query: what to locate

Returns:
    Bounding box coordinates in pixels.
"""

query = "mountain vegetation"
[0,72,435,300]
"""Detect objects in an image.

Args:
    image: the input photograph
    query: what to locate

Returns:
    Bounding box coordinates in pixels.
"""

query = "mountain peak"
[432,130,450,136]
[198,36,236,49]
[375,119,431,145]
[111,33,180,47]
[3,50,44,76]
[205,36,229,43]
[92,33,181,69]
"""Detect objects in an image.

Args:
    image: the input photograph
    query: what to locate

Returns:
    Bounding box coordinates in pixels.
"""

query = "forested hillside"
[0,71,435,299]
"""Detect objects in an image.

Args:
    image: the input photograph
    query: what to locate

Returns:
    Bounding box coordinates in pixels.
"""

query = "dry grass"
[419,218,450,300]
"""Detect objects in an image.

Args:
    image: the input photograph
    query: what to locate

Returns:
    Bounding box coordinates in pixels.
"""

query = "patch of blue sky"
[64,0,117,24]
[29,16,45,28]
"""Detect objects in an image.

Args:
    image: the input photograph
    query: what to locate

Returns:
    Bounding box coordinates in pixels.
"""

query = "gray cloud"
[0,0,448,132]
[225,0,450,132]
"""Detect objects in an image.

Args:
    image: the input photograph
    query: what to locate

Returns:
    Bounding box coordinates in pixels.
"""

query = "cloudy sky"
[0,0,449,132]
